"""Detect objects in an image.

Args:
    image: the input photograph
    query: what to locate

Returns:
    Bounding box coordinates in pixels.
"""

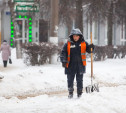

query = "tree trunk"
[50,0,59,37]
[16,40,22,59]
[75,0,83,32]
[125,17,126,45]
[9,0,22,59]
[49,0,59,64]
[13,18,22,59]
[107,3,113,46]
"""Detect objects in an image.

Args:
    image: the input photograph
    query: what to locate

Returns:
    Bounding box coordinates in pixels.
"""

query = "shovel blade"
[86,83,99,93]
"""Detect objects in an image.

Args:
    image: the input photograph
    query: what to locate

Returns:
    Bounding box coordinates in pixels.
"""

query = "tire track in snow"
[3,83,126,100]
[4,90,68,99]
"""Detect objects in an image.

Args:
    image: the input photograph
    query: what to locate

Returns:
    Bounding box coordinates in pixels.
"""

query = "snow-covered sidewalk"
[0,49,126,113]
[0,86,126,113]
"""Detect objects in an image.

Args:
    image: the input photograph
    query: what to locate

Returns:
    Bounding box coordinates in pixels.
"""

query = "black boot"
[3,61,7,67]
[77,89,83,98]
[68,92,73,99]
[77,92,82,98]
[68,88,74,99]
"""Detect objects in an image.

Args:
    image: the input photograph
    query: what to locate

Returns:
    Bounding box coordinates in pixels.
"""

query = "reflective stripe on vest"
[81,42,86,66]
[66,41,71,68]
[66,41,86,68]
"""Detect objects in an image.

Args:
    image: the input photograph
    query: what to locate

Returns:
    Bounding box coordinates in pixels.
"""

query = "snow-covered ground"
[0,49,126,113]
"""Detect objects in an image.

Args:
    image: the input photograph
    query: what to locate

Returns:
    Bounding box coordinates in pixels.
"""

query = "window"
[94,21,98,40]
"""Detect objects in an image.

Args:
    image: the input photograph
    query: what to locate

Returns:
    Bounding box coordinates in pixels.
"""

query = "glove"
[90,44,94,49]
[62,62,66,68]
[89,44,94,53]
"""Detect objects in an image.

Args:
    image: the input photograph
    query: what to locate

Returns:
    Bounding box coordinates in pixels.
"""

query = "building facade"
[83,15,126,46]
[0,0,4,46]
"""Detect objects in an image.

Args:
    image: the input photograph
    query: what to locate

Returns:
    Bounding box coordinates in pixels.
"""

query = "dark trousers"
[67,73,83,93]
[3,61,7,67]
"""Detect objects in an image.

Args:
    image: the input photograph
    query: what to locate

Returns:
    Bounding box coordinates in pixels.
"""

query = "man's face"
[73,35,80,42]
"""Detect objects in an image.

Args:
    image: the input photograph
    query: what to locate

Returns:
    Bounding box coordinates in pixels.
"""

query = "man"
[60,28,94,98]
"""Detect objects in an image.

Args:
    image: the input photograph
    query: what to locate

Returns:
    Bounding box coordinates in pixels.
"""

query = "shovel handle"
[90,32,93,79]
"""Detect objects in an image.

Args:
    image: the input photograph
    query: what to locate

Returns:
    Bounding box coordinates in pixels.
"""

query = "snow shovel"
[85,32,99,93]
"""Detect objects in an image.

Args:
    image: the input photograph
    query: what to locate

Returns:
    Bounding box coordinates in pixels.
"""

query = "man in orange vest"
[60,28,94,98]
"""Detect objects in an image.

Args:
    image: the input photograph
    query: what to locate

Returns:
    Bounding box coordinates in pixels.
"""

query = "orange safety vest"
[66,41,86,68]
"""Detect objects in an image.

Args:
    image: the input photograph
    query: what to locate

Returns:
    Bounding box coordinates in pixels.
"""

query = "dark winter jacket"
[60,28,93,75]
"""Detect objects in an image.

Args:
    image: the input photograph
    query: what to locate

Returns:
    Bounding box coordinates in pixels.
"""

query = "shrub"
[93,45,126,61]
[22,42,58,66]
[48,44,126,61]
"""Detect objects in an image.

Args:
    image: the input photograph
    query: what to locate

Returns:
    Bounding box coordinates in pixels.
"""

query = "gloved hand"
[89,44,94,53]
[62,62,66,68]
[90,44,94,49]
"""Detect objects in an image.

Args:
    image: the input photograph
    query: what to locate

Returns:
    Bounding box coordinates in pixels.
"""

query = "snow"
[0,48,126,113]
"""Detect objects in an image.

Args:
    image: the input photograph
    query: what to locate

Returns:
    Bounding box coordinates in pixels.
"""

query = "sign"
[16,5,39,12]
[14,0,34,2]
[6,12,11,15]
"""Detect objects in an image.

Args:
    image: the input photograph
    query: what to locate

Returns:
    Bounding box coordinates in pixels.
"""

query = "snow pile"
[0,72,4,79]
